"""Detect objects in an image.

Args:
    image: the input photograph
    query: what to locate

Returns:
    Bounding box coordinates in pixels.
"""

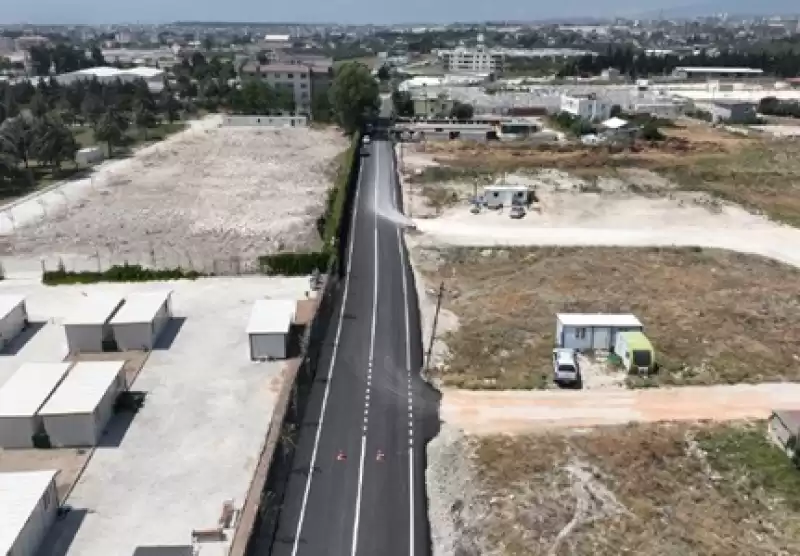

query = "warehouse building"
[38,361,126,447]
[63,295,125,353]
[0,295,27,351]
[0,470,59,556]
[111,290,173,351]
[0,363,72,449]
[246,299,296,360]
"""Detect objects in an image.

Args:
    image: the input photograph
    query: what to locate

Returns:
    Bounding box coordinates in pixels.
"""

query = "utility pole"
[424,281,445,374]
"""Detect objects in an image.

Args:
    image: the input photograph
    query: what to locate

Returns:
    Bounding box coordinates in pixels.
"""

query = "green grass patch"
[43,263,202,285]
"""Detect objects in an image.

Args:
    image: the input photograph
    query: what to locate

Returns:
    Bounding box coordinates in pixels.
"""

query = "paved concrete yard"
[0,276,311,556]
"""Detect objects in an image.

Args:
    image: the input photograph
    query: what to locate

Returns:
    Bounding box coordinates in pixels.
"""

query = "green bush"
[258,252,329,276]
[43,263,202,285]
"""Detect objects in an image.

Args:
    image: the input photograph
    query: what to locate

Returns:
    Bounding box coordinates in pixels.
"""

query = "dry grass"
[416,122,800,226]
[457,421,800,556]
[420,246,800,389]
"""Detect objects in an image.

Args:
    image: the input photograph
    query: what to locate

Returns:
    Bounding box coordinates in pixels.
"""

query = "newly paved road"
[267,137,439,556]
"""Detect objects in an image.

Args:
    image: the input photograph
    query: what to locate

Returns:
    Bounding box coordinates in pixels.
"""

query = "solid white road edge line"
[351,142,381,556]
[290,152,365,556]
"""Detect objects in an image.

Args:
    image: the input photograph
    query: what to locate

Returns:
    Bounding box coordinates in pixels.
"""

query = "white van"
[553,348,580,385]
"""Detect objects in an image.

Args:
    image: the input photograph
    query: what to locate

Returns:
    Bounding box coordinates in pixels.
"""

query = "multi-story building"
[438,34,504,74]
[241,62,314,114]
[560,93,612,121]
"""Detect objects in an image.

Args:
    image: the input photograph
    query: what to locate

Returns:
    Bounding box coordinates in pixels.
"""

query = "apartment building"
[438,35,504,74]
[241,62,313,114]
[560,93,612,121]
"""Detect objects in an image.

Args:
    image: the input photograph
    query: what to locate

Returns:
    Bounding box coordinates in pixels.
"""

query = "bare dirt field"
[427,421,800,556]
[414,246,800,389]
[2,126,348,271]
[401,121,800,226]
[0,447,90,502]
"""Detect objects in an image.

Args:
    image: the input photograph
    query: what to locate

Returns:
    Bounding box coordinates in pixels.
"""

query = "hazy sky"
[3,0,697,25]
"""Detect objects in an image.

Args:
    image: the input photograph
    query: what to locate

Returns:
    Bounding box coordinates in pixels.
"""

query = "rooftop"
[0,363,71,417]
[675,66,764,74]
[242,62,311,74]
[110,290,172,325]
[773,409,800,431]
[63,295,124,327]
[38,361,125,416]
[246,299,296,335]
[0,470,59,554]
[557,313,643,328]
[0,294,24,319]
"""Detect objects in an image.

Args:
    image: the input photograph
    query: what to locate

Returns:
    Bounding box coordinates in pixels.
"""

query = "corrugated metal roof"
[38,361,125,416]
[111,290,172,325]
[63,295,124,326]
[0,363,72,417]
[0,294,25,320]
[246,300,296,335]
[0,470,58,554]
[557,313,642,327]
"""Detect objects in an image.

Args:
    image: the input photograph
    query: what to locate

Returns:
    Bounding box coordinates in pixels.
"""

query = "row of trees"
[558,46,800,79]
[759,96,800,119]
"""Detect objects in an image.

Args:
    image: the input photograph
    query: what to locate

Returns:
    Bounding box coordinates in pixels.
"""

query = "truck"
[552,348,580,386]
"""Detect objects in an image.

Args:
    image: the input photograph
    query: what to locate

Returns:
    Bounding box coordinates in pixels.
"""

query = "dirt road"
[441,383,800,434]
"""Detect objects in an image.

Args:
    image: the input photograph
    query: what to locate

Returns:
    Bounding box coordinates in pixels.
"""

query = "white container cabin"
[247,300,296,361]
[0,470,59,556]
[555,313,643,351]
[63,295,125,353]
[110,290,173,351]
[0,295,27,352]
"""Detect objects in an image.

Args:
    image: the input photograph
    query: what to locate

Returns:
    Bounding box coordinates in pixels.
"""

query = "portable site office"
[110,290,173,351]
[246,299,296,360]
[38,361,126,447]
[0,363,72,449]
[555,313,643,351]
[0,470,59,556]
[0,295,27,351]
[63,295,125,353]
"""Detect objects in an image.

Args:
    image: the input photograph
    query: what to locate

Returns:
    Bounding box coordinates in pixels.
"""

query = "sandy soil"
[3,126,347,271]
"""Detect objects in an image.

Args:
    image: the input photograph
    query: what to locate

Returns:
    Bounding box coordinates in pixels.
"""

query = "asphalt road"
[267,137,439,556]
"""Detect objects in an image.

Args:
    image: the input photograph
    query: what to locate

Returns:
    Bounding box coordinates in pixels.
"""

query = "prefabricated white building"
[0,363,72,449]
[110,290,173,351]
[38,361,126,447]
[0,470,59,556]
[247,300,296,360]
[555,313,644,351]
[63,295,125,353]
[0,295,28,351]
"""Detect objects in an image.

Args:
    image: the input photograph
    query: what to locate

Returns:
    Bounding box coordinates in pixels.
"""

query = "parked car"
[553,348,580,386]
[363,135,371,145]
[509,205,526,219]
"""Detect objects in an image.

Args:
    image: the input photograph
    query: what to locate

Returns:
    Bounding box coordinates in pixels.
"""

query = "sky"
[2,0,714,26]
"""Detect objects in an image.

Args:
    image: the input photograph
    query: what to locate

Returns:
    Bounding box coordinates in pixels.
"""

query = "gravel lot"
[3,126,347,271]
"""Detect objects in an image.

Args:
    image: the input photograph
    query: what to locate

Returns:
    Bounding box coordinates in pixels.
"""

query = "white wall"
[10,478,57,556]
[113,299,172,350]
[220,115,309,128]
[560,95,611,121]
[249,332,288,360]
[0,415,38,449]
[65,324,104,354]
[0,301,27,350]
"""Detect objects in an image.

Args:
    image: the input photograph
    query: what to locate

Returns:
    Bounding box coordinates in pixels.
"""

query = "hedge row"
[260,136,359,276]
[43,263,202,285]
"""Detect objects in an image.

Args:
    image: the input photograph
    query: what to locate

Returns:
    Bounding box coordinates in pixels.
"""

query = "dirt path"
[441,383,800,434]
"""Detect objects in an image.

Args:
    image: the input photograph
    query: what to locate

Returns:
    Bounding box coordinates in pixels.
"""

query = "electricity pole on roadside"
[424,281,446,374]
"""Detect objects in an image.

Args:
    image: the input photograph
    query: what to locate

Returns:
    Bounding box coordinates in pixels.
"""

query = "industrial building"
[0,363,71,449]
[560,93,612,121]
[555,313,644,351]
[709,100,758,124]
[110,290,173,351]
[671,66,764,80]
[0,295,27,352]
[0,470,59,556]
[246,299,296,360]
[38,361,126,447]
[63,295,125,354]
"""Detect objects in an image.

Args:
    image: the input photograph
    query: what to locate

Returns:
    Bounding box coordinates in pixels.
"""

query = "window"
[273,73,281,78]
[300,73,307,78]
[287,73,294,78]
[575,327,587,339]
[300,83,307,89]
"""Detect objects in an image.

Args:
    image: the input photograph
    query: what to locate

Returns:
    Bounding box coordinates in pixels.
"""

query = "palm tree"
[93,108,129,157]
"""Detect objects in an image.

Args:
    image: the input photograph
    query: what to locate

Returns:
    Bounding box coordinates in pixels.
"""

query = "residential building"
[710,100,757,123]
[411,91,454,118]
[560,93,612,121]
[241,62,313,114]
[438,34,504,74]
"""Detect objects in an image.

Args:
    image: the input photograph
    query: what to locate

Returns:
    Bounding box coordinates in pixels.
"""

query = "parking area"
[0,275,310,556]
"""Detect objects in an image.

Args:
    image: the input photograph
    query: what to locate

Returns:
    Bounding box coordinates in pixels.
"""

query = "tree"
[311,89,333,122]
[1,116,34,169]
[391,90,414,118]
[29,90,49,118]
[90,45,106,67]
[81,93,104,126]
[641,121,665,141]
[202,36,215,52]
[609,104,623,118]
[450,102,474,121]
[328,62,380,134]
[30,115,78,170]
[377,65,391,81]
[133,98,157,139]
[159,87,181,123]
[94,108,129,156]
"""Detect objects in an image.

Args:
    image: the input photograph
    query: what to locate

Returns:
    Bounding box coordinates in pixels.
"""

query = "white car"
[363,135,371,144]
[553,348,580,386]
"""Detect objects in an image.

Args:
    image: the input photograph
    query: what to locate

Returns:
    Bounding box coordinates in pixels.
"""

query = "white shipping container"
[0,470,59,556]
[0,295,27,351]
[246,300,296,360]
[63,295,125,353]
[111,290,173,351]
[0,363,72,449]
[38,361,126,447]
